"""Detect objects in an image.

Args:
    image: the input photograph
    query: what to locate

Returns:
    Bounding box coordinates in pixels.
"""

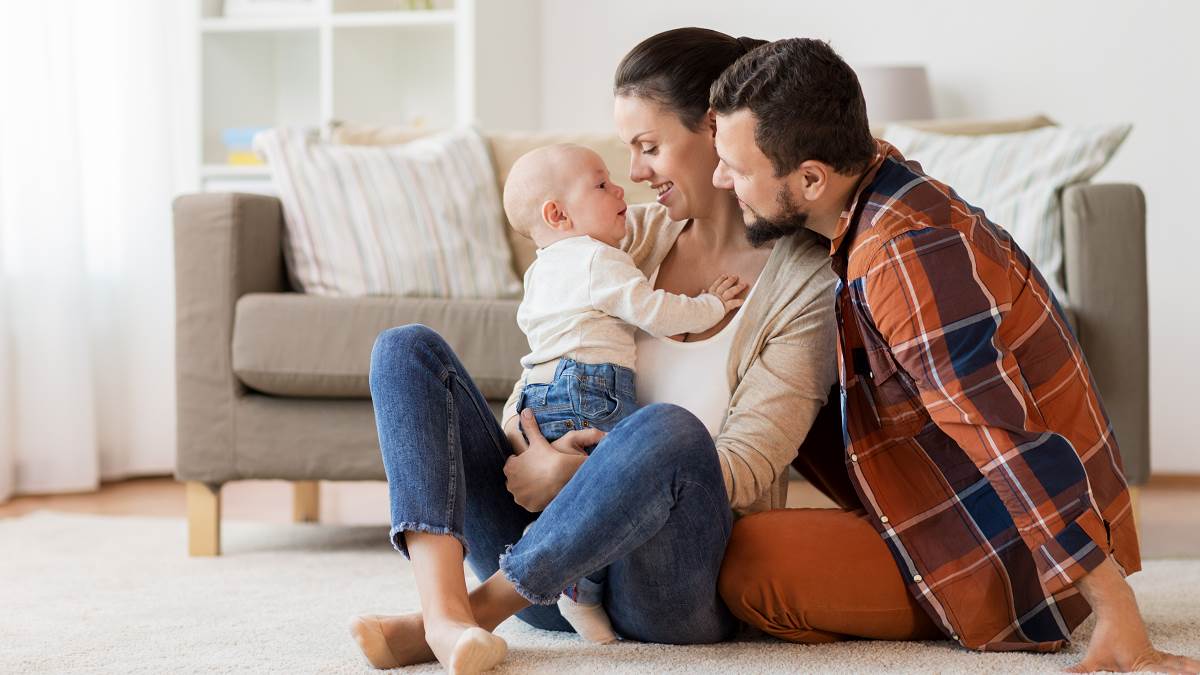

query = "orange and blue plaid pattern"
[829,141,1140,651]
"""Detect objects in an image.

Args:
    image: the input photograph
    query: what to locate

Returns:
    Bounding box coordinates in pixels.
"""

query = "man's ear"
[705,108,717,138]
[541,199,571,231]
[795,160,831,201]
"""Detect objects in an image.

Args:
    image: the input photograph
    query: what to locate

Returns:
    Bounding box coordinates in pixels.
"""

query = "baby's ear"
[541,200,570,231]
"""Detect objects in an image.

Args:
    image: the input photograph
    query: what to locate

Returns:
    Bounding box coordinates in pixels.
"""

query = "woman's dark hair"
[710,38,876,176]
[614,28,767,131]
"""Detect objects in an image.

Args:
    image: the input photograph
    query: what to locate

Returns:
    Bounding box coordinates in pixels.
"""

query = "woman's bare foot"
[425,620,508,675]
[348,612,434,669]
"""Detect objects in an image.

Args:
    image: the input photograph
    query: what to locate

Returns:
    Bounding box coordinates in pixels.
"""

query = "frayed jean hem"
[498,544,561,605]
[389,522,469,560]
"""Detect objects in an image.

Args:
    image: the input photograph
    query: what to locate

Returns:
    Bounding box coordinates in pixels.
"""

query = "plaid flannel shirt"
[830,141,1140,651]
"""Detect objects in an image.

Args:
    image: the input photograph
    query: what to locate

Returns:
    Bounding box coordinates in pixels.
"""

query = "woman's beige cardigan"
[503,203,838,515]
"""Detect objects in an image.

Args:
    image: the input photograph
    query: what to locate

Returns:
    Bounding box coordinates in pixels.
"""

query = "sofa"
[173,119,1150,556]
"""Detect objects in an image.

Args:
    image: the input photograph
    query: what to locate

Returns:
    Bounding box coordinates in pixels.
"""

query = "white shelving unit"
[195,0,539,194]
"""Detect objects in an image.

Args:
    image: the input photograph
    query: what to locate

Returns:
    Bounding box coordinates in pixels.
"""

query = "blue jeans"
[517,358,638,446]
[369,324,738,643]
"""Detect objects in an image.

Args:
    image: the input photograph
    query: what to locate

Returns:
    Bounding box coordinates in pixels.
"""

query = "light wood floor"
[2,475,1197,559]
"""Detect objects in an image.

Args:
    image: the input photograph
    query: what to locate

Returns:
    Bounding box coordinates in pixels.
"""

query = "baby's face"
[558,149,628,247]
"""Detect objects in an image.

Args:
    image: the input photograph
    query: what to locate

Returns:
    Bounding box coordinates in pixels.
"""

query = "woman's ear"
[541,199,571,232]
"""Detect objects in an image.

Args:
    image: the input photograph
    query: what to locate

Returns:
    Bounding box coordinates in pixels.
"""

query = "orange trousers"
[719,508,944,643]
[718,389,944,643]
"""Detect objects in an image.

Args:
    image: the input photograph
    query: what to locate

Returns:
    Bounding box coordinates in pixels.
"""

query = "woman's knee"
[615,402,714,464]
[370,324,446,382]
[372,324,444,360]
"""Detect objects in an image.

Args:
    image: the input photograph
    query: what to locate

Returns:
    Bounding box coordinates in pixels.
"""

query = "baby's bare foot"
[348,612,434,669]
[425,621,508,675]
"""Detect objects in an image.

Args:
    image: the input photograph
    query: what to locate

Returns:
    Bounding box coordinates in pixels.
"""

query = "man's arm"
[866,228,1196,671]
[865,228,1108,595]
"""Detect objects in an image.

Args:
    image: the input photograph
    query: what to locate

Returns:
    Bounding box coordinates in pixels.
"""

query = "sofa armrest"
[1062,183,1149,484]
[173,193,289,483]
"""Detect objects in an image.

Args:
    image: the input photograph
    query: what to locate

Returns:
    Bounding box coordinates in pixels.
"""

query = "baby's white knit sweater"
[516,235,724,371]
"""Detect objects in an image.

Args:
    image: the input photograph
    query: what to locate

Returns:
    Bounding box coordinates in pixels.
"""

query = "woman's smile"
[653,181,675,204]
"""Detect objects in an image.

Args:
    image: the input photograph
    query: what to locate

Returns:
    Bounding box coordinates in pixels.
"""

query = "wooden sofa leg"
[293,480,320,523]
[186,481,222,557]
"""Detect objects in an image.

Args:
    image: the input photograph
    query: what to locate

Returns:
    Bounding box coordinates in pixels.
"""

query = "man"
[711,37,1197,673]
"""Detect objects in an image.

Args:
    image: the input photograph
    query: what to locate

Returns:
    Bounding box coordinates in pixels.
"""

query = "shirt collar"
[828,139,896,256]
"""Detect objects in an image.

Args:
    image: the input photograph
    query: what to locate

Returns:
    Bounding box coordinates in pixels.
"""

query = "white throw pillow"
[253,127,522,299]
[881,123,1130,301]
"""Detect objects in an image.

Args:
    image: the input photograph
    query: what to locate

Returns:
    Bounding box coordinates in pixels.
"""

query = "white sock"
[557,594,619,644]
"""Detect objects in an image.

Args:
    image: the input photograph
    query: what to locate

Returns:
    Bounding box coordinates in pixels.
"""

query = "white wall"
[537,0,1200,474]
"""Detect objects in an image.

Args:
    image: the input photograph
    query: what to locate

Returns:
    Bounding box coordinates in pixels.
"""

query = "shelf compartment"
[331,10,455,28]
[333,0,455,14]
[201,29,321,165]
[200,164,273,177]
[331,23,457,129]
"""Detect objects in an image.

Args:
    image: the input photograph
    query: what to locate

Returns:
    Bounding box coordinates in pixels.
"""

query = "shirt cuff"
[701,293,726,321]
[1034,505,1111,596]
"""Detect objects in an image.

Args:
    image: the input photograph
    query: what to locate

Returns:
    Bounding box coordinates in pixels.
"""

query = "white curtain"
[0,1,187,503]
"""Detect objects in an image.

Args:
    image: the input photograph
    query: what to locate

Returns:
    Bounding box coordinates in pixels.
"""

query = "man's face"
[713,109,810,247]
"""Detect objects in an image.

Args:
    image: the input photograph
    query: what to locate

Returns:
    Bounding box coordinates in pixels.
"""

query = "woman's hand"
[503,409,603,511]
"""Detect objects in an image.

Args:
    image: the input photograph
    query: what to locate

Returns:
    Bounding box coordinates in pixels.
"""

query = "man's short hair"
[709,38,876,176]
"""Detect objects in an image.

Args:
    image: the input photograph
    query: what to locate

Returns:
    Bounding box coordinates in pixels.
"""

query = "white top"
[635,266,760,438]
[517,235,726,371]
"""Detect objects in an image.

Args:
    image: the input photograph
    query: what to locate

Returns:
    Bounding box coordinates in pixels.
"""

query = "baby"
[502,143,745,644]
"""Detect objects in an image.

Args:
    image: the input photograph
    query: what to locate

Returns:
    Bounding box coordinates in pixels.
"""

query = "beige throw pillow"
[881,123,1131,301]
[253,127,522,299]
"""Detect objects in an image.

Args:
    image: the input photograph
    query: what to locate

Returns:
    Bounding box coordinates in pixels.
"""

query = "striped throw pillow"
[882,124,1130,301]
[253,127,522,299]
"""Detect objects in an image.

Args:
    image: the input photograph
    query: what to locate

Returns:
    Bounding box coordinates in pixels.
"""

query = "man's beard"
[745,185,809,248]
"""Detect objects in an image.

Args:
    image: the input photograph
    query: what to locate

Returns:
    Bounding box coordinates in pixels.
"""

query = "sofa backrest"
[332,116,1056,278]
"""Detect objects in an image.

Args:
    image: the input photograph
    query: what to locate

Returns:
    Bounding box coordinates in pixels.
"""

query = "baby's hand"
[706,274,748,313]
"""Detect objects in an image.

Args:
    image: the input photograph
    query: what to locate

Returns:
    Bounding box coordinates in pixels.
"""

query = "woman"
[348,28,837,672]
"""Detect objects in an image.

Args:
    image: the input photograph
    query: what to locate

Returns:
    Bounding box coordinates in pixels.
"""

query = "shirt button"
[850,453,858,463]
[913,574,923,583]
[880,515,889,524]
[951,634,960,641]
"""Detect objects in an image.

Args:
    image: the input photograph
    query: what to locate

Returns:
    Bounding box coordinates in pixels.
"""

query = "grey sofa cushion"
[232,293,527,400]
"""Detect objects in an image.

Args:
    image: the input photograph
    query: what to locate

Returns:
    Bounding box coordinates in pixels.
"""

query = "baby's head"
[503,144,628,249]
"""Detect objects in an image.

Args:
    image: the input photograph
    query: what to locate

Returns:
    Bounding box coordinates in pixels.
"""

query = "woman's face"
[614,94,723,222]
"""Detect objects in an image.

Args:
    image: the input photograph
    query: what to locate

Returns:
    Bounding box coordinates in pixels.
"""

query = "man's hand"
[502,409,602,511]
[1068,557,1199,673]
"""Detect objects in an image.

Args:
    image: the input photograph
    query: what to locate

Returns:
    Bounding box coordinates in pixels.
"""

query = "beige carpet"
[2,510,1197,674]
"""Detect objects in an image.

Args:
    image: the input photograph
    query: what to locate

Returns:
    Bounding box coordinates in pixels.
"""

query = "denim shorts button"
[582,421,590,427]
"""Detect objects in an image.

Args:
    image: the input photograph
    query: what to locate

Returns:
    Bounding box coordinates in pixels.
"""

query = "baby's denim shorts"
[516,358,638,447]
